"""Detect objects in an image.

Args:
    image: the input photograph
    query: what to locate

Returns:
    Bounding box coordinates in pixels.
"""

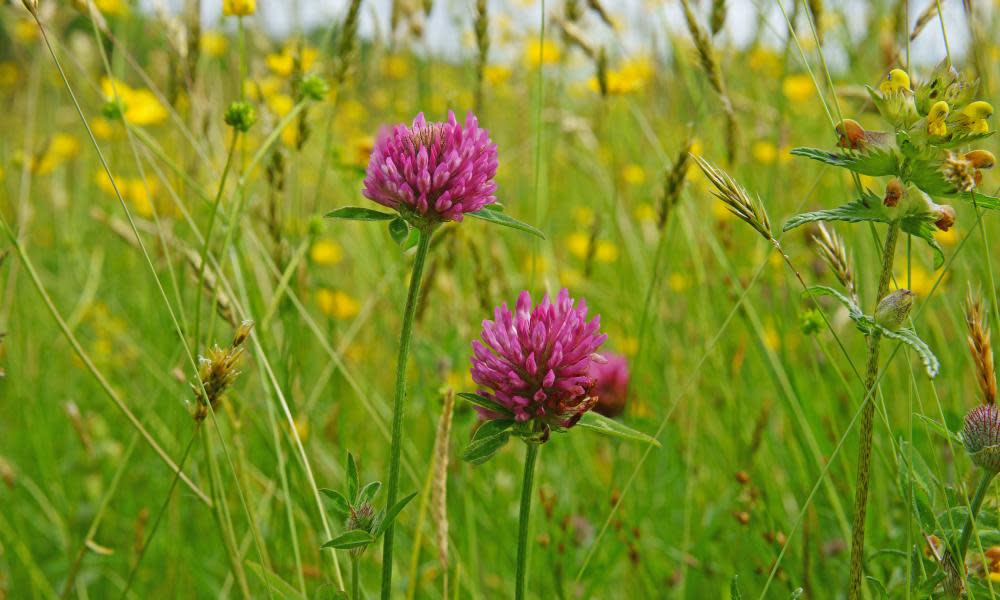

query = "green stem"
[516,442,540,600]
[380,229,434,599]
[192,132,239,350]
[848,221,900,600]
[956,470,996,571]
[352,557,361,600]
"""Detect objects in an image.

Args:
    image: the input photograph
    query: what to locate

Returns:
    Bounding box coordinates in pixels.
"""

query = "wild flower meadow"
[5,0,1000,598]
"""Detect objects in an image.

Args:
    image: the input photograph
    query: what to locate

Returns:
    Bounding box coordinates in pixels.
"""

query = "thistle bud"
[224,101,256,132]
[299,75,329,102]
[964,404,1000,473]
[883,179,904,208]
[934,204,956,232]
[874,289,914,331]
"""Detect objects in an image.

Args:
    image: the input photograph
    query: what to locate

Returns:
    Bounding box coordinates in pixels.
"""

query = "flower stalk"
[380,228,435,599]
[847,220,900,600]
[515,442,540,600]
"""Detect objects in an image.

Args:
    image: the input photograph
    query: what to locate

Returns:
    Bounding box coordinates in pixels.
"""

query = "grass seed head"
[692,155,771,240]
[966,289,997,405]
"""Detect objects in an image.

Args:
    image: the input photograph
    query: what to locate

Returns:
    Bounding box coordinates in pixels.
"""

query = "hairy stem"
[516,442,540,600]
[848,221,900,599]
[953,470,996,579]
[380,229,434,599]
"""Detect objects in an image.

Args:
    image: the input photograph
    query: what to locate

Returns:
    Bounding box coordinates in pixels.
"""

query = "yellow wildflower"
[266,45,319,78]
[310,240,344,265]
[524,39,560,67]
[35,134,81,175]
[95,0,127,15]
[0,62,20,88]
[927,100,949,136]
[200,32,228,58]
[484,64,512,87]
[894,265,943,297]
[668,273,690,292]
[14,20,38,44]
[223,0,255,17]
[747,47,781,78]
[634,203,656,223]
[316,289,361,320]
[879,68,910,94]
[782,74,814,104]
[385,55,408,79]
[91,117,116,140]
[751,140,778,164]
[101,78,167,126]
[267,93,295,117]
[622,163,646,185]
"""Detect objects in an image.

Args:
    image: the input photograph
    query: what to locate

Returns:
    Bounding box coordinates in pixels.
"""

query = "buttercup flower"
[362,111,498,223]
[470,289,607,431]
[590,352,630,418]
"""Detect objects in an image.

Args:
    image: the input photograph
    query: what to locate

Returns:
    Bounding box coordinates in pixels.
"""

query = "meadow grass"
[2,1,1000,598]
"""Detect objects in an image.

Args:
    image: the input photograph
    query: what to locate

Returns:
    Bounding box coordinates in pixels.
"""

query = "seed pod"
[874,289,914,331]
[934,204,956,232]
[883,179,904,207]
[964,404,1000,473]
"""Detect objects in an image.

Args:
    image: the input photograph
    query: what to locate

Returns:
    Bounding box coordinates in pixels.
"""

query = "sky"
[144,0,977,68]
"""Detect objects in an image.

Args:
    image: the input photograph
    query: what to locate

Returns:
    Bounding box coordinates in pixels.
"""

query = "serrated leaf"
[900,216,945,270]
[575,412,661,447]
[956,190,1000,211]
[461,431,511,465]
[359,481,381,504]
[246,561,306,600]
[783,196,887,232]
[790,146,899,177]
[388,217,409,245]
[457,392,514,417]
[802,285,864,320]
[876,327,941,378]
[347,453,359,503]
[375,492,417,537]
[931,130,995,149]
[467,209,545,239]
[325,206,396,221]
[321,529,374,550]
[319,488,351,517]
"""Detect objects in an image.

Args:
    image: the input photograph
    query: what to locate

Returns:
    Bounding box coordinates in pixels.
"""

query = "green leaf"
[482,203,504,212]
[876,327,941,378]
[913,413,961,444]
[467,209,545,239]
[347,452,359,503]
[319,488,350,517]
[575,412,661,447]
[321,529,374,550]
[783,196,887,232]
[802,285,864,321]
[457,392,514,417]
[865,577,889,600]
[900,216,945,269]
[930,130,995,149]
[461,431,511,465]
[375,492,417,537]
[246,561,306,600]
[359,481,381,504]
[730,575,743,600]
[957,190,1000,211]
[790,147,899,177]
[325,206,396,221]
[388,217,409,245]
[471,419,515,441]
